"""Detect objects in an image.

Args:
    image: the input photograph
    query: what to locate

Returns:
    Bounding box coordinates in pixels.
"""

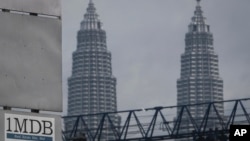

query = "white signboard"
[4,113,55,141]
[0,12,62,112]
[0,110,62,141]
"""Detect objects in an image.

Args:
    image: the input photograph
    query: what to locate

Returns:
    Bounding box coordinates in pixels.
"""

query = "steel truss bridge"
[63,98,250,141]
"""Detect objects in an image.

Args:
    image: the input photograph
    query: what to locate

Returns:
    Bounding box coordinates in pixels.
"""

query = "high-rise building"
[176,0,224,137]
[65,0,119,140]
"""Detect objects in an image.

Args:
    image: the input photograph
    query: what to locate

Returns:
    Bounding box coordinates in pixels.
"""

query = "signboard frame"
[0,0,61,16]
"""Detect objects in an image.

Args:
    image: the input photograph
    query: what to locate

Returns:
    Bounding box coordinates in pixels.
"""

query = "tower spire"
[197,0,201,5]
[188,0,210,32]
[191,0,205,25]
[81,0,102,30]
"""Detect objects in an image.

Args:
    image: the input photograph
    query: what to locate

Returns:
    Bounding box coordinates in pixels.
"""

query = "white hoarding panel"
[0,0,61,16]
[0,110,62,141]
[0,12,62,111]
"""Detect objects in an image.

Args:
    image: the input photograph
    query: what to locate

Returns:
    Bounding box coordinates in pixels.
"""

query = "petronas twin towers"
[65,0,224,140]
[177,0,224,137]
[65,1,119,140]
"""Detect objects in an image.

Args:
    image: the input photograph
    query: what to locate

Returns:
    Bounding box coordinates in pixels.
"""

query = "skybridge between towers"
[63,98,250,141]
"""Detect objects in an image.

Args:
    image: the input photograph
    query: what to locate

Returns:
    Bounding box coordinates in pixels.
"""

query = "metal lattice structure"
[63,98,250,141]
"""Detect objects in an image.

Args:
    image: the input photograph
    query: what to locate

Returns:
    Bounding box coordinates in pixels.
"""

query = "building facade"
[177,0,224,136]
[65,1,119,140]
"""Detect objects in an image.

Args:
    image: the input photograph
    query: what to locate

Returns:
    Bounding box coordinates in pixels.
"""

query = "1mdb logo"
[5,113,55,141]
[230,125,250,141]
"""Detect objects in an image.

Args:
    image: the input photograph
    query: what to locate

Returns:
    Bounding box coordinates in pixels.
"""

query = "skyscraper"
[177,0,224,136]
[65,0,119,140]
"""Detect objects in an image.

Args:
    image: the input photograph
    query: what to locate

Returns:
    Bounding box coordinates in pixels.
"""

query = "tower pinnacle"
[81,0,102,30]
[189,0,206,28]
[197,0,201,6]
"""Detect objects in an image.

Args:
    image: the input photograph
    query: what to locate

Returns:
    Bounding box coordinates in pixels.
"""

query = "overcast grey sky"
[62,0,250,114]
